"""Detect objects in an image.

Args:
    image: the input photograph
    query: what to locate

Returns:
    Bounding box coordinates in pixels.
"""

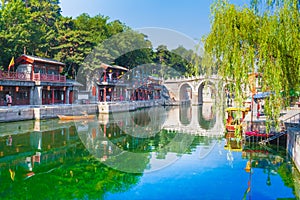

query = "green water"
[0,106,298,199]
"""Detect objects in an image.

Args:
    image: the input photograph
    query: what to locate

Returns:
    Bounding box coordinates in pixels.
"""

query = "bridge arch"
[179,82,193,104]
[197,80,217,105]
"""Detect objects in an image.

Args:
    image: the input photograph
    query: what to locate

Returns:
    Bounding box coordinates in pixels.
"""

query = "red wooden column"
[31,64,35,80]
[98,88,101,101]
[103,88,107,102]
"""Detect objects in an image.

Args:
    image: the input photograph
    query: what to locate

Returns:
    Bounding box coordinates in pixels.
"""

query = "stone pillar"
[192,92,199,105]
[96,87,99,102]
[30,86,34,105]
[33,86,43,105]
[66,88,70,104]
[125,89,129,101]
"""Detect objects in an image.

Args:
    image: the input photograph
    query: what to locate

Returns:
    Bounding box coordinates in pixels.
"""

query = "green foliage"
[0,0,31,67]
[204,0,300,129]
[0,1,199,82]
[152,45,201,78]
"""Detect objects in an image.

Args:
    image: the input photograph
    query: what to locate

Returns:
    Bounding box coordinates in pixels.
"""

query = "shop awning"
[253,92,272,99]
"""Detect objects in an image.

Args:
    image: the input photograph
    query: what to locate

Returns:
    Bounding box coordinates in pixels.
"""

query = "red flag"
[8,57,14,71]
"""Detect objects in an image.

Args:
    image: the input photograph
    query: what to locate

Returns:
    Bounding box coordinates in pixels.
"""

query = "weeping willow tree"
[203,0,300,131]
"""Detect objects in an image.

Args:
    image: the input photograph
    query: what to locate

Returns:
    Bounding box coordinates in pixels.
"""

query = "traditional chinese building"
[97,63,129,102]
[0,54,78,106]
[96,64,163,102]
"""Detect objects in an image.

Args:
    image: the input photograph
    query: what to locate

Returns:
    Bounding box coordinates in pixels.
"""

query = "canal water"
[0,105,298,200]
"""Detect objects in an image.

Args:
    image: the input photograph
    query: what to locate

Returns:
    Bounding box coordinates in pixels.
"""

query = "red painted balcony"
[33,73,66,82]
[0,71,66,82]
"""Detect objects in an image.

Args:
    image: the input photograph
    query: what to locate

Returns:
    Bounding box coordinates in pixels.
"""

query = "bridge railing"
[284,112,300,124]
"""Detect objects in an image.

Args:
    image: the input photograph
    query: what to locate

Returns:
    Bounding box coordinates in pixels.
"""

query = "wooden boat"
[57,114,95,120]
[225,107,249,137]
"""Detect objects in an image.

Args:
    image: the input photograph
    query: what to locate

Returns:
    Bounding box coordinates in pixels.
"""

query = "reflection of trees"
[186,136,220,154]
[155,130,195,159]
[0,142,141,199]
[198,105,216,130]
[278,163,297,195]
[243,144,297,196]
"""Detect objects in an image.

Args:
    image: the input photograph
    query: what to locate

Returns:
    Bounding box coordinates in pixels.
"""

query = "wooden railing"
[34,73,66,82]
[0,71,31,81]
[0,71,66,82]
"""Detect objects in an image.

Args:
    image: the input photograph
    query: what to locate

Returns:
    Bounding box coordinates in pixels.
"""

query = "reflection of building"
[0,120,79,179]
[0,54,79,106]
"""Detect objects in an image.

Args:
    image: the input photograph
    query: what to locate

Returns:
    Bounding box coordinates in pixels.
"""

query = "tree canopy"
[0,0,199,78]
[204,0,300,129]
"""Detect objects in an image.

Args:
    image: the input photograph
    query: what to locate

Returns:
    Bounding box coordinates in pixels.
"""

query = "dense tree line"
[0,0,200,79]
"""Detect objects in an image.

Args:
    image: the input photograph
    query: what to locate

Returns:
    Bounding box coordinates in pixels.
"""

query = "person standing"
[6,93,12,107]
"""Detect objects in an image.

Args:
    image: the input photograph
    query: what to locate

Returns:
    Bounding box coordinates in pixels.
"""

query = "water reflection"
[0,106,298,199]
[0,119,142,199]
[77,106,197,173]
[198,103,216,130]
[179,105,192,125]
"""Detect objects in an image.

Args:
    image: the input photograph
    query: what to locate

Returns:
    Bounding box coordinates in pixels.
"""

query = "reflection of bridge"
[162,104,224,137]
[164,75,224,105]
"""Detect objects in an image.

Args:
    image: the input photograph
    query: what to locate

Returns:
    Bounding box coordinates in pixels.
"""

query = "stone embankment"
[0,100,164,122]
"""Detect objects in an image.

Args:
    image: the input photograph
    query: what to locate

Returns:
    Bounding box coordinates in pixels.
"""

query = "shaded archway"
[198,81,216,105]
[179,83,192,105]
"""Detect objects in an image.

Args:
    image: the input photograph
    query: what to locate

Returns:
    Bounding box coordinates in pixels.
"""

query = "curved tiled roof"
[16,54,65,66]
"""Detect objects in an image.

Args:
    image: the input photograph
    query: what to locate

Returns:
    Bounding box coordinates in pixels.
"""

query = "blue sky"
[59,0,248,50]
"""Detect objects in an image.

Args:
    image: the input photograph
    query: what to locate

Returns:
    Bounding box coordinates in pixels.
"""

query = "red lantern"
[59,66,64,73]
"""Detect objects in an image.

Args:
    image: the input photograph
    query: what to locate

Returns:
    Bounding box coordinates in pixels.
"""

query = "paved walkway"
[243,106,300,123]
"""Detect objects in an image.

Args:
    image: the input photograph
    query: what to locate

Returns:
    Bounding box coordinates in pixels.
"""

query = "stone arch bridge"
[163,75,225,105]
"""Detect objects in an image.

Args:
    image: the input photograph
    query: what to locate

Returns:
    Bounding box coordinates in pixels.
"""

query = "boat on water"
[225,107,250,138]
[57,114,96,120]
